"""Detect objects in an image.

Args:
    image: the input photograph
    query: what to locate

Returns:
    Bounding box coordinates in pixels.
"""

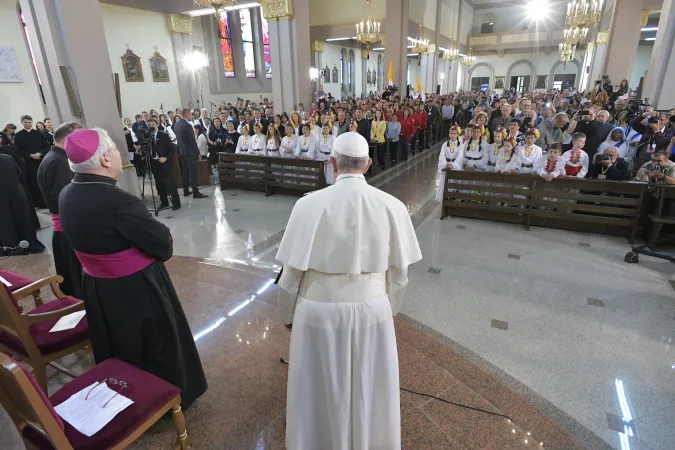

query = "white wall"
[99,4,182,119]
[409,0,439,31]
[408,57,421,87]
[0,0,44,126]
[322,42,343,99]
[310,0,385,26]
[630,45,653,89]
[459,3,474,45]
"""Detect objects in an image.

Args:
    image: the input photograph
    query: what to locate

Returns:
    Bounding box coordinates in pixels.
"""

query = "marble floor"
[2,144,674,449]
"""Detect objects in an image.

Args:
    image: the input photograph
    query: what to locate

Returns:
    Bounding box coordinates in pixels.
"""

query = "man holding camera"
[147,118,180,210]
[568,109,603,159]
[586,146,629,181]
[635,151,675,184]
[631,113,674,167]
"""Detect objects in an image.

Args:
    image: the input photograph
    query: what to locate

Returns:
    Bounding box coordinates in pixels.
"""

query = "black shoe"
[172,204,182,211]
[183,190,192,197]
[193,192,208,199]
[159,202,170,209]
[380,166,386,171]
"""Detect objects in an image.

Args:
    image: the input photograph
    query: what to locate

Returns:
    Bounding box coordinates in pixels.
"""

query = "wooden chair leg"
[171,405,191,450]
[33,363,48,394]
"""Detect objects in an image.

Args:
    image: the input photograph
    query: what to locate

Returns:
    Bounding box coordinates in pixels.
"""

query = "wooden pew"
[645,185,675,246]
[440,170,648,241]
[171,153,211,187]
[218,153,328,196]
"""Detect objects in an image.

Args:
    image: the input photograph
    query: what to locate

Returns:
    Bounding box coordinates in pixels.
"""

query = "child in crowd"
[561,132,589,178]
[317,123,336,184]
[462,125,488,171]
[266,125,281,157]
[514,129,543,175]
[435,125,464,202]
[536,142,566,181]
[280,125,297,158]
[486,127,506,171]
[235,123,251,154]
[385,113,401,166]
[249,123,267,156]
[495,138,520,174]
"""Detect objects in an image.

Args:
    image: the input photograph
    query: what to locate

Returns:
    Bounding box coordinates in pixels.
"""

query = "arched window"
[239,8,256,78]
[348,49,355,96]
[259,7,272,78]
[218,11,235,77]
[340,48,348,95]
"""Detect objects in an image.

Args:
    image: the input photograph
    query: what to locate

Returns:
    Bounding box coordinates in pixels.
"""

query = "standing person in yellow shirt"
[371,109,387,171]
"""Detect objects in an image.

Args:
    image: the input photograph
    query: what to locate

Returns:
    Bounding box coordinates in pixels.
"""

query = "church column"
[18,0,139,196]
[430,0,442,93]
[603,0,645,84]
[167,15,199,108]
[264,0,312,114]
[384,0,409,89]
[643,0,675,108]
[311,40,324,88]
[419,45,436,94]
[361,49,369,97]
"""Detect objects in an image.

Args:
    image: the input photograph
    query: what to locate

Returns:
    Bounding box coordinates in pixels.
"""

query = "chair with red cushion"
[0,353,191,450]
[0,270,43,311]
[0,274,89,392]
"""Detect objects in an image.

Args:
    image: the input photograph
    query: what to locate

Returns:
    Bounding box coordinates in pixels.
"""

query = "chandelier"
[559,42,576,64]
[193,0,237,18]
[355,0,381,47]
[442,39,459,61]
[565,0,604,27]
[462,48,475,67]
[563,26,589,45]
[411,24,430,55]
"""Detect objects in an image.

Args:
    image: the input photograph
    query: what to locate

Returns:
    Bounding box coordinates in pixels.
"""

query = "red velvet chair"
[0,353,191,449]
[0,274,89,392]
[0,270,43,310]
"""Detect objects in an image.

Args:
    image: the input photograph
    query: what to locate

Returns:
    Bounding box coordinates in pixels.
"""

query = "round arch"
[505,59,537,90]
[348,49,356,97]
[468,62,495,89]
[548,59,582,89]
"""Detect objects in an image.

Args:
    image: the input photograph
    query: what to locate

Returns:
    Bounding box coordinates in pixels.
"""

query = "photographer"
[635,151,675,184]
[586,146,629,181]
[147,118,180,210]
[631,113,673,168]
[568,109,603,159]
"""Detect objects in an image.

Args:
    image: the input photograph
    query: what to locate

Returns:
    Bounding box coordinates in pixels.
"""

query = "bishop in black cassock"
[37,122,84,298]
[59,128,207,409]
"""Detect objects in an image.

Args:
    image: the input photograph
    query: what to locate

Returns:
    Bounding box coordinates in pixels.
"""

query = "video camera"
[135,124,152,155]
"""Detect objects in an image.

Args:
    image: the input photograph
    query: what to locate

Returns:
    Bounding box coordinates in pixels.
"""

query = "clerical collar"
[336,174,366,183]
[72,173,118,186]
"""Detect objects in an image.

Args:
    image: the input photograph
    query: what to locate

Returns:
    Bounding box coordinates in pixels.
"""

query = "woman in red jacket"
[414,104,428,152]
[400,108,416,162]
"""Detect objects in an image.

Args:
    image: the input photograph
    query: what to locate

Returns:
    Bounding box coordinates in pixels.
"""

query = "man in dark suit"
[174,109,208,199]
[132,113,149,135]
[251,109,269,135]
[148,118,181,210]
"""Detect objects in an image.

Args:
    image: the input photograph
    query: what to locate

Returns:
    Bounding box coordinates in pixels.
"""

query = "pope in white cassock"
[276,132,422,450]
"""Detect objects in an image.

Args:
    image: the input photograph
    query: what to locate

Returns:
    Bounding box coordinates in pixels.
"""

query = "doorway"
[510,76,530,93]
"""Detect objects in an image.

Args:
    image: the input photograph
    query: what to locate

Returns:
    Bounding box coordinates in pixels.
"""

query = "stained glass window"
[240,9,256,78]
[218,11,235,78]
[260,7,272,79]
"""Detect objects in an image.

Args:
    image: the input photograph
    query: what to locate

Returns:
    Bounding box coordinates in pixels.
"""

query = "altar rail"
[218,153,328,196]
[440,170,651,240]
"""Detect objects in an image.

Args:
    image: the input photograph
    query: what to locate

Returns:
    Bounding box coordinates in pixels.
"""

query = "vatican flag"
[416,77,425,101]
[388,60,394,86]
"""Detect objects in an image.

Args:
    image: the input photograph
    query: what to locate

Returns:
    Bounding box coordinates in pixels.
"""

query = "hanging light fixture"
[193,0,238,19]
[559,42,576,64]
[462,47,475,66]
[563,26,589,45]
[411,24,430,55]
[356,0,381,47]
[565,0,604,28]
[442,38,459,61]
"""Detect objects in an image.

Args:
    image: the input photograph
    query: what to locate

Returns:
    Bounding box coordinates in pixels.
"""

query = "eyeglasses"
[85,377,128,407]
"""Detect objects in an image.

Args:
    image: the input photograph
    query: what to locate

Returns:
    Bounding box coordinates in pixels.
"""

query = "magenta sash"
[51,214,63,232]
[75,248,155,279]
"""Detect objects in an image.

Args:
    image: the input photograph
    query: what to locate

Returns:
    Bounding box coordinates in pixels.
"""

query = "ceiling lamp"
[442,39,459,61]
[411,24,430,55]
[563,26,589,45]
[355,0,381,47]
[566,0,604,28]
[559,42,576,64]
[462,48,475,66]
[193,0,238,18]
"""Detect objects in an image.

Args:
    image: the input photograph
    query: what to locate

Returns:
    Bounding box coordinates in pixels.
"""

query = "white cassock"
[316,133,336,185]
[276,132,422,450]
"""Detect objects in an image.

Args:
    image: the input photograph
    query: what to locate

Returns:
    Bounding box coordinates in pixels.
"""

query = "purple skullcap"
[64,129,100,164]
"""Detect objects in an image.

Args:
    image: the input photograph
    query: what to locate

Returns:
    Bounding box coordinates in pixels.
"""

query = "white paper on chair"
[49,311,86,333]
[0,275,10,287]
[54,382,134,437]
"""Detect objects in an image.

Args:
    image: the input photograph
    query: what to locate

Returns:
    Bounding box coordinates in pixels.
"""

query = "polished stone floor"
[2,145,674,449]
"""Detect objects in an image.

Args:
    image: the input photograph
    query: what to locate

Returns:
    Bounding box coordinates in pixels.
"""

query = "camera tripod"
[137,143,169,217]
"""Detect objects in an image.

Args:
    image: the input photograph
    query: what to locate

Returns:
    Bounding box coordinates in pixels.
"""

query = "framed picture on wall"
[324,65,331,83]
[0,47,23,82]
[150,49,170,82]
[121,47,144,82]
[536,75,547,89]
[494,76,504,89]
[367,70,372,84]
[332,66,339,83]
